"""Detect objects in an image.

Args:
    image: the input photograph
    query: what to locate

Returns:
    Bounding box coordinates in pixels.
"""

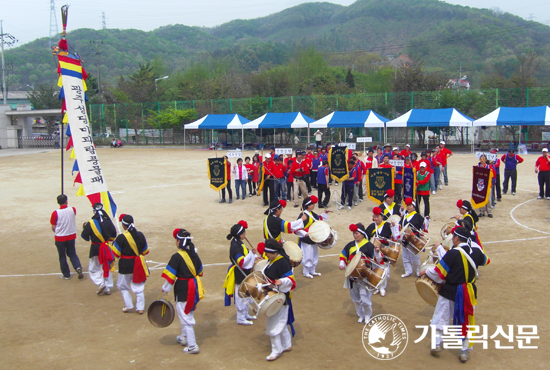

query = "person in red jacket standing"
[400,144,412,159]
[439,141,453,186]
[535,148,550,199]
[292,151,310,207]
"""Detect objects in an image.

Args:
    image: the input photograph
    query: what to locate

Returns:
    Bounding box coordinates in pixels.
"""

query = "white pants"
[431,295,470,350]
[301,242,319,275]
[176,302,197,347]
[349,283,372,319]
[266,305,291,355]
[235,284,253,323]
[116,274,145,311]
[402,247,421,276]
[88,256,113,288]
[379,265,390,290]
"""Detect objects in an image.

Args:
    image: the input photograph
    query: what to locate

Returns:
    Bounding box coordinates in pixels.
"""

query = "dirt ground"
[0,147,548,370]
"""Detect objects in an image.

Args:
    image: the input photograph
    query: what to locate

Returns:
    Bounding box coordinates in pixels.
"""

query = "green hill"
[5,0,550,90]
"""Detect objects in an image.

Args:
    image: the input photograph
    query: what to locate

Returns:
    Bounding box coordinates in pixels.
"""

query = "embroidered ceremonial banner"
[257,163,265,194]
[471,166,493,208]
[403,166,416,200]
[366,168,394,204]
[207,158,227,191]
[57,52,117,217]
[328,146,349,181]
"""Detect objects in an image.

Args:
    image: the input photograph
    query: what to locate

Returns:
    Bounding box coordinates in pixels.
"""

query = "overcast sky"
[2,0,549,46]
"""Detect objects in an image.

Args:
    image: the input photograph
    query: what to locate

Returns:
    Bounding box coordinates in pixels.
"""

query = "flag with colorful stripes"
[56,49,117,218]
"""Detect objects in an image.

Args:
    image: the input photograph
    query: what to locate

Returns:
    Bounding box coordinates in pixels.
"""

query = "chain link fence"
[88,87,550,148]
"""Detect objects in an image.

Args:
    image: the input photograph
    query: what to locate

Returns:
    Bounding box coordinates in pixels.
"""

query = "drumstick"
[244,236,262,257]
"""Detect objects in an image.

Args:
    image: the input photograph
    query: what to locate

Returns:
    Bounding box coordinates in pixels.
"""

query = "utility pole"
[102,12,106,30]
[1,21,18,105]
[90,40,103,95]
[456,62,462,90]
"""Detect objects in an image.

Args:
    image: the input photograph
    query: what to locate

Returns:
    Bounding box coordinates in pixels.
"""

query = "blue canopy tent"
[473,106,550,151]
[473,106,550,126]
[241,112,314,144]
[309,110,388,143]
[184,114,250,149]
[309,110,388,128]
[386,108,473,127]
[386,108,474,150]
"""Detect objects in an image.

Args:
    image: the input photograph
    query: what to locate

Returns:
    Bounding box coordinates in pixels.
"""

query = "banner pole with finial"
[59,5,69,195]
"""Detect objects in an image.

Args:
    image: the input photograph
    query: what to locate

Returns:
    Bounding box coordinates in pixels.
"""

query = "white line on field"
[509,199,550,235]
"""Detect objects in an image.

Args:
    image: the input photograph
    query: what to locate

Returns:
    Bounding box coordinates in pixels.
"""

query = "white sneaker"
[358,316,364,323]
[373,289,379,295]
[183,345,200,354]
[266,352,281,361]
[338,205,345,210]
[348,206,352,210]
[245,315,257,320]
[364,316,371,324]
[176,336,188,346]
[439,185,443,190]
[359,199,363,202]
[380,289,386,297]
[354,201,358,206]
[401,273,411,278]
[303,274,313,279]
[432,190,436,195]
[96,283,106,295]
[311,272,321,276]
[238,320,254,325]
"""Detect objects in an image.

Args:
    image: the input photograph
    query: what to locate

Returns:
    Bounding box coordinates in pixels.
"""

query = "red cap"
[118,214,126,223]
[456,199,463,209]
[279,200,287,208]
[404,197,414,205]
[238,220,248,229]
[172,228,180,239]
[310,195,318,204]
[257,242,265,255]
[385,189,395,198]
[373,207,382,215]
[349,224,358,232]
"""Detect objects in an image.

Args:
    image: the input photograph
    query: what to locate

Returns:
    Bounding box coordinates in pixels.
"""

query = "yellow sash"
[89,220,105,243]
[123,231,149,278]
[178,250,205,300]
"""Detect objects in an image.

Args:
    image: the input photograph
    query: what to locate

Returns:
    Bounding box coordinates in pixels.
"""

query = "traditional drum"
[401,224,430,255]
[253,258,268,272]
[282,240,303,267]
[373,237,402,266]
[147,298,175,328]
[308,221,338,249]
[345,252,387,292]
[415,264,442,306]
[440,221,456,240]
[238,271,286,318]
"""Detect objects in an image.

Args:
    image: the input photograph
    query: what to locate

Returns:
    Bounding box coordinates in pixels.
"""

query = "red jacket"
[291,160,309,179]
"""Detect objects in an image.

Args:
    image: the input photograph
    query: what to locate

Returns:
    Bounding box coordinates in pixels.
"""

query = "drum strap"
[456,247,479,278]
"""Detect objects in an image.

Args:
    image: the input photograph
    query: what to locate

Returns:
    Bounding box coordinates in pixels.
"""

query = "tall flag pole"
[53,5,117,218]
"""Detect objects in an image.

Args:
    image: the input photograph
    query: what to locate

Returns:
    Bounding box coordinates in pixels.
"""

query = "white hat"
[265,153,271,158]
[405,144,410,147]
[543,148,548,152]
[392,147,399,151]
[440,140,446,145]
[419,162,427,167]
